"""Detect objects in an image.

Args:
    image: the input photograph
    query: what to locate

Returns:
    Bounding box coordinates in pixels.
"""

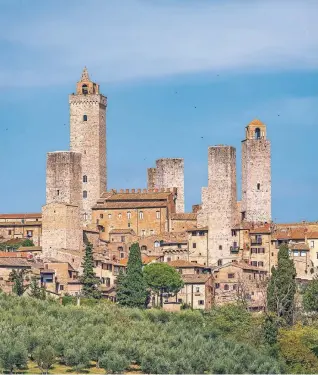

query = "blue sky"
[0,0,317,223]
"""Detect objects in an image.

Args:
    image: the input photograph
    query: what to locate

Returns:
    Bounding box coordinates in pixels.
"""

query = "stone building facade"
[147,158,184,213]
[206,146,238,266]
[241,119,271,223]
[69,67,107,225]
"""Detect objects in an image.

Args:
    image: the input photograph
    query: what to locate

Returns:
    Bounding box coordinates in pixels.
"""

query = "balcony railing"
[230,246,240,253]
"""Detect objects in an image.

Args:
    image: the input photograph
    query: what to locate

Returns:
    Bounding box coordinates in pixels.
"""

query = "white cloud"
[0,0,318,87]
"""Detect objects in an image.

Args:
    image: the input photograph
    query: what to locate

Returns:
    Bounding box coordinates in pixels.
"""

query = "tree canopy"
[303,276,318,312]
[79,243,101,299]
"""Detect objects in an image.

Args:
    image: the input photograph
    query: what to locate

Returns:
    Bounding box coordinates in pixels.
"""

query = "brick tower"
[69,67,107,225]
[241,119,271,223]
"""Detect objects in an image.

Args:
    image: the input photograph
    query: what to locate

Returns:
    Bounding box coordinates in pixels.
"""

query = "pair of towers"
[199,119,271,265]
[42,68,107,256]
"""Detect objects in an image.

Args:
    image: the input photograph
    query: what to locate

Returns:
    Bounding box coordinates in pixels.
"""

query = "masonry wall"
[147,168,157,189]
[207,146,237,266]
[197,187,209,228]
[241,139,271,223]
[155,158,185,213]
[42,203,83,258]
[46,152,82,207]
[69,93,107,225]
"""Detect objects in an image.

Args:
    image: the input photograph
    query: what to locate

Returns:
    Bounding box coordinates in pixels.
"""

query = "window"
[121,236,125,242]
[193,243,197,249]
[83,114,87,121]
[167,257,171,262]
[258,261,264,267]
[300,251,307,257]
[83,191,87,199]
[118,246,123,252]
[233,284,237,290]
[257,183,260,190]
[224,284,229,291]
[141,230,145,237]
[255,127,261,139]
[215,283,220,289]
[60,285,64,291]
[82,84,88,94]
[228,273,235,279]
[192,231,197,236]
[120,253,125,259]
[8,230,12,235]
[310,241,315,248]
[316,252,318,259]
[178,299,183,303]
[231,230,237,236]
[177,244,182,249]
[219,245,222,250]
[251,248,257,254]
[83,212,88,221]
[57,189,60,196]
[128,223,131,228]
[217,259,222,266]
[83,175,87,183]
[150,230,154,235]
[118,213,122,219]
[251,261,257,266]
[198,300,205,306]
[127,211,131,219]
[199,231,205,236]
[139,211,144,219]
[293,250,299,257]
[100,214,103,219]
[154,241,160,247]
[156,211,160,219]
[196,287,200,293]
[27,230,33,237]
[106,278,111,287]
[141,245,147,251]
[108,214,112,219]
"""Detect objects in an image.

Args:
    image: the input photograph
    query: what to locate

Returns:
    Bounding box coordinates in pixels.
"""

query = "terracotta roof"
[40,269,55,274]
[0,213,42,219]
[93,201,168,209]
[0,258,32,267]
[273,228,306,240]
[167,260,207,268]
[170,213,197,220]
[289,243,310,251]
[248,119,264,126]
[182,274,211,284]
[186,227,208,232]
[100,191,172,201]
[232,222,272,233]
[109,229,136,235]
[18,246,42,252]
[307,232,318,239]
[215,261,266,272]
[119,255,158,266]
[0,251,29,258]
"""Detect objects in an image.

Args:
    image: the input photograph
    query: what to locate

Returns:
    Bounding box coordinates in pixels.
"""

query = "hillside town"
[1,68,317,311]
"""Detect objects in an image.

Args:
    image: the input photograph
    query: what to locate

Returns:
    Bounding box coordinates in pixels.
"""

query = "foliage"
[278,325,318,373]
[29,276,46,300]
[143,262,184,306]
[33,345,56,374]
[0,337,28,373]
[80,242,101,299]
[267,244,296,325]
[21,238,35,247]
[263,313,279,346]
[9,268,29,296]
[303,276,318,312]
[0,293,283,374]
[116,242,148,308]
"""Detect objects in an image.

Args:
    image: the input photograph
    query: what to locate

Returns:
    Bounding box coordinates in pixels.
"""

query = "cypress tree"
[80,243,101,299]
[267,243,296,325]
[116,242,147,308]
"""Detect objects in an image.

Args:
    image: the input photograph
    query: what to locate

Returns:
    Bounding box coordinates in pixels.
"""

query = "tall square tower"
[241,119,271,223]
[69,68,107,225]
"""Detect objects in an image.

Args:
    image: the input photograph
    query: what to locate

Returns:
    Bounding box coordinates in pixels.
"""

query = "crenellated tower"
[69,67,107,225]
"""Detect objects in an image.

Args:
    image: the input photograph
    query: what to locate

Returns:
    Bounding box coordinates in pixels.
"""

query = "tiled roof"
[18,246,42,252]
[167,260,207,268]
[93,201,168,209]
[216,261,266,272]
[182,274,211,284]
[0,213,42,219]
[306,232,318,239]
[289,242,310,251]
[119,255,158,266]
[100,191,172,201]
[109,229,136,235]
[0,258,32,267]
[40,269,56,274]
[170,213,197,220]
[233,222,272,233]
[273,228,306,240]
[0,252,29,258]
[186,227,208,232]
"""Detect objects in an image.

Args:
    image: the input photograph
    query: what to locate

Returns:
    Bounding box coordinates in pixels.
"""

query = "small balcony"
[230,246,240,254]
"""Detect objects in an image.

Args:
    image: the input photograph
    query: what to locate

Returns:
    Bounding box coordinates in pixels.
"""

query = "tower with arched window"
[69,67,107,225]
[241,119,271,223]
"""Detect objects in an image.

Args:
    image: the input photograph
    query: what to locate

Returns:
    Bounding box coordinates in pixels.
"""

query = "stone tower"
[241,119,271,223]
[69,67,107,225]
[155,158,185,213]
[207,146,237,265]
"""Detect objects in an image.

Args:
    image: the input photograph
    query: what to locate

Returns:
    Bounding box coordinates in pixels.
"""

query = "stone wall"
[147,168,157,189]
[155,158,185,213]
[197,187,209,228]
[207,146,238,266]
[46,151,82,207]
[69,93,107,225]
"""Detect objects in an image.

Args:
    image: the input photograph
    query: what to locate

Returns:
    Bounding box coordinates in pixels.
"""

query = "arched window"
[83,191,87,199]
[255,128,261,139]
[224,284,229,291]
[141,245,147,251]
[118,213,122,219]
[83,175,87,183]
[139,211,144,219]
[154,241,160,248]
[83,212,88,221]
[127,211,131,219]
[257,183,260,190]
[83,115,87,121]
[82,84,88,95]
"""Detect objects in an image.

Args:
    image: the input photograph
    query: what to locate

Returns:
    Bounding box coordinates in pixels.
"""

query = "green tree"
[21,238,34,247]
[116,242,147,308]
[303,276,318,312]
[100,352,130,374]
[143,263,184,307]
[267,244,296,325]
[79,243,101,299]
[0,339,28,374]
[29,276,45,299]
[9,269,29,296]
[33,345,56,374]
